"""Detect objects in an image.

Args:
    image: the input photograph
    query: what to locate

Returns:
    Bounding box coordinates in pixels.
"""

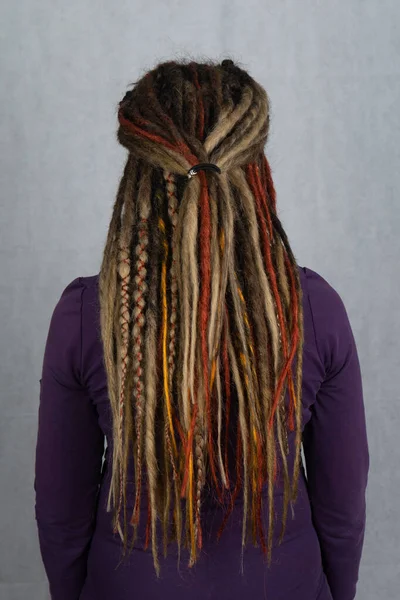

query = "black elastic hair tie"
[187,163,221,179]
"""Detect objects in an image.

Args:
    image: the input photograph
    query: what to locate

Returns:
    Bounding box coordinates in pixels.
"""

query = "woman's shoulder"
[44,274,101,386]
[55,273,98,297]
[298,265,356,375]
[298,265,348,320]
[47,273,100,350]
[55,274,99,308]
[80,274,100,290]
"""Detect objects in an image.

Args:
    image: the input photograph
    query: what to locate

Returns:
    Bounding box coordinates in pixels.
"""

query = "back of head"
[99,58,304,575]
[117,58,269,174]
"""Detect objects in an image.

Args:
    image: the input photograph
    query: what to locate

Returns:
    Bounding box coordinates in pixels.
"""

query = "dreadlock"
[99,58,304,576]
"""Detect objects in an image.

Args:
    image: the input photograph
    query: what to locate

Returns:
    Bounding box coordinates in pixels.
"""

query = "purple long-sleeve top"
[34,266,369,600]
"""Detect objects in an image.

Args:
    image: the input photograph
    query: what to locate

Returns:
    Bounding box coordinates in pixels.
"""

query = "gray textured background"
[1,1,399,598]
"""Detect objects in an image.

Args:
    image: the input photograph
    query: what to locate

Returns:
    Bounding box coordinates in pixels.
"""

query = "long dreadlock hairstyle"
[99,58,304,575]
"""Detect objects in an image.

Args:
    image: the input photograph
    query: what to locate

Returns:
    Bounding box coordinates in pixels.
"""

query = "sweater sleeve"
[34,278,105,600]
[302,267,369,600]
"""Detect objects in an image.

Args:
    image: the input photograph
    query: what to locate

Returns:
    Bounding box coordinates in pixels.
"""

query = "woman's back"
[35,265,368,600]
